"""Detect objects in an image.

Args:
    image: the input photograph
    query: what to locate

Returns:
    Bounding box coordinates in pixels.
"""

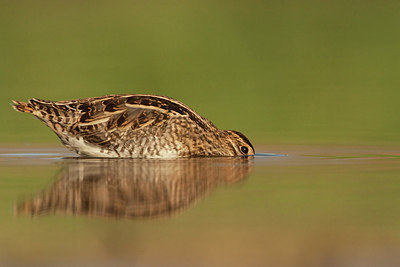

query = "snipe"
[12,94,254,158]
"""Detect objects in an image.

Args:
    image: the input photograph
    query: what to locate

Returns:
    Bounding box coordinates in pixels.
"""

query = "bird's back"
[12,94,220,158]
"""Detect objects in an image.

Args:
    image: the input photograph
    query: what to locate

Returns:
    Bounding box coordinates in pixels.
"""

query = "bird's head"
[225,130,255,157]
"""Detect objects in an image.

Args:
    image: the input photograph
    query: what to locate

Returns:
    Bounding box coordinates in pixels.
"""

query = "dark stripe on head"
[230,130,254,152]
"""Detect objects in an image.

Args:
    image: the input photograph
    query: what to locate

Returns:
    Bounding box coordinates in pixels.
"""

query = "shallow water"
[1,145,400,266]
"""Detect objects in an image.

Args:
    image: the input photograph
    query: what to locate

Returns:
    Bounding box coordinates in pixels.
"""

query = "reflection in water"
[16,157,253,219]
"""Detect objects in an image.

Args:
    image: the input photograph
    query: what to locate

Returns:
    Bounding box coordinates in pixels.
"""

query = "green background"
[1,0,400,145]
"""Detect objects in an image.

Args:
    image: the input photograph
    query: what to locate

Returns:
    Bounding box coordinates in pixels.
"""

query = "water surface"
[1,145,400,266]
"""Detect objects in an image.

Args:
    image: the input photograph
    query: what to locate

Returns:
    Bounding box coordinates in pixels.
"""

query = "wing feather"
[24,94,216,148]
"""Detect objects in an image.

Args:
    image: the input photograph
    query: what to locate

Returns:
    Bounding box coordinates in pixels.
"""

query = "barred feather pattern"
[15,157,254,218]
[12,94,255,158]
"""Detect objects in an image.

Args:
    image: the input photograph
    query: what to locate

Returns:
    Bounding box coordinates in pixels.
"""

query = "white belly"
[67,136,180,158]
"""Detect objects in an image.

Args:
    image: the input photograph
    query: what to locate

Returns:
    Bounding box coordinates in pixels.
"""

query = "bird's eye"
[240,146,249,154]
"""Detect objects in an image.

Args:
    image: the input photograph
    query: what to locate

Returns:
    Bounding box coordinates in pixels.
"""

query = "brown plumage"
[12,94,254,158]
[16,157,253,219]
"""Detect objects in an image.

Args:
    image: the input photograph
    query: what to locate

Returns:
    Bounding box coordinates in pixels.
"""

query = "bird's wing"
[28,94,217,146]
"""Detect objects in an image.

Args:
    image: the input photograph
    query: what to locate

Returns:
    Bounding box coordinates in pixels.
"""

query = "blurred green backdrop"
[1,0,400,145]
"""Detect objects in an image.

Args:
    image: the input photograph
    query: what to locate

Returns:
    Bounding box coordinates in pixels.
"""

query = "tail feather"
[12,100,34,113]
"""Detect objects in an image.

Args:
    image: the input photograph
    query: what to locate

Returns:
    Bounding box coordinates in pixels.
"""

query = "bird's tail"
[12,100,34,113]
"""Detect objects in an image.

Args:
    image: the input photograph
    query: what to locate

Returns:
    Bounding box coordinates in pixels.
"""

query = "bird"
[16,157,253,219]
[12,94,255,158]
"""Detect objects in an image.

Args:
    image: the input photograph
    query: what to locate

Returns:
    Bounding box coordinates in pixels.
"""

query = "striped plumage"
[12,94,254,158]
[16,157,253,218]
